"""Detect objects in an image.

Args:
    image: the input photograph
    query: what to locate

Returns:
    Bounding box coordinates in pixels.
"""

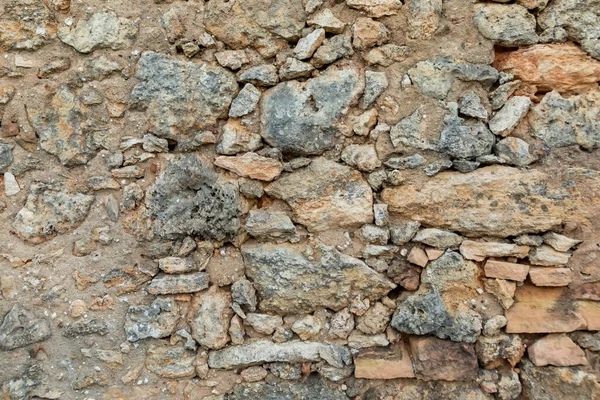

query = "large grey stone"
[437,103,495,159]
[260,62,364,155]
[242,242,395,313]
[145,154,241,241]
[226,375,350,400]
[208,339,352,369]
[474,4,538,47]
[130,52,237,147]
[124,298,179,342]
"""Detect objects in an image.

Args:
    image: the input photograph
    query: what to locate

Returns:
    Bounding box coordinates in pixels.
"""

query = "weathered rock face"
[260,62,364,155]
[520,360,600,400]
[124,298,179,342]
[0,0,57,50]
[58,12,139,53]
[130,52,237,146]
[13,183,94,244]
[0,305,51,351]
[494,43,600,94]
[226,375,350,400]
[145,343,196,379]
[473,4,538,46]
[26,86,96,166]
[409,336,479,381]
[145,154,241,241]
[362,379,491,400]
[188,285,233,350]
[381,166,600,238]
[266,157,373,232]
[242,242,395,313]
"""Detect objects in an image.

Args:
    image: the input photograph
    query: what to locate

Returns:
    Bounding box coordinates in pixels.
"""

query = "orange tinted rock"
[460,240,529,261]
[484,260,529,282]
[494,43,600,94]
[485,278,516,309]
[505,285,598,333]
[354,344,415,379]
[407,246,428,267]
[409,336,478,381]
[214,153,283,181]
[528,334,587,367]
[529,267,572,287]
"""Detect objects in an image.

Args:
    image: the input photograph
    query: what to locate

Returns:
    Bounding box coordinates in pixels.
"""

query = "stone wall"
[1,0,599,399]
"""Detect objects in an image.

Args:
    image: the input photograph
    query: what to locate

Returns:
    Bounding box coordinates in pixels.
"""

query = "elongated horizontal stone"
[460,240,529,261]
[484,260,529,282]
[354,344,415,379]
[208,340,352,369]
[381,166,600,238]
[147,272,209,295]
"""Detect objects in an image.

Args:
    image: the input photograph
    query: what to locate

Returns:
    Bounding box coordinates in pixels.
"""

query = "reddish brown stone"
[528,334,588,367]
[529,267,573,287]
[409,336,478,381]
[484,260,529,282]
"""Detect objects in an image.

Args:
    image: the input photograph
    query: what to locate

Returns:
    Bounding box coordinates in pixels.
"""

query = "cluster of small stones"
[1,0,600,399]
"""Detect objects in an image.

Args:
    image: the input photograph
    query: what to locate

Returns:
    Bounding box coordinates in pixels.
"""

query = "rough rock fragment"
[356,302,393,335]
[529,267,572,287]
[208,340,352,369]
[520,359,600,399]
[145,154,241,241]
[215,50,249,71]
[294,28,325,59]
[346,0,402,18]
[242,242,394,313]
[494,137,536,167]
[538,0,600,46]
[437,103,495,159]
[217,120,262,155]
[146,343,196,379]
[312,35,354,68]
[13,183,94,244]
[476,333,525,369]
[307,9,345,34]
[124,298,179,342]
[188,285,232,350]
[58,12,139,53]
[226,375,349,400]
[130,52,237,144]
[215,153,283,181]
[244,313,283,335]
[147,272,209,295]
[361,71,388,109]
[260,62,364,155]
[485,279,516,309]
[408,0,442,39]
[473,4,538,46]
[364,44,410,66]
[529,245,571,266]
[239,65,279,87]
[232,279,257,312]
[488,96,531,137]
[352,18,389,50]
[0,0,57,50]
[341,144,381,172]
[528,334,587,367]
[266,157,373,232]
[409,336,479,381]
[459,92,488,120]
[543,232,582,252]
[26,86,96,166]
[494,44,600,94]
[245,210,298,243]
[413,229,462,249]
[382,166,600,238]
[460,240,529,261]
[279,58,314,81]
[0,305,52,350]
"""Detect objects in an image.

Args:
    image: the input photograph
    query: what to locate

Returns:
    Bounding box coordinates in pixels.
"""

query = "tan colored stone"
[529,267,572,287]
[484,278,516,309]
[460,240,529,261]
[346,0,402,18]
[352,17,389,50]
[215,153,283,181]
[188,285,233,350]
[382,166,600,238]
[493,43,600,94]
[409,336,478,381]
[506,285,600,333]
[354,344,415,379]
[529,245,571,266]
[407,247,428,267]
[528,334,587,367]
[69,299,87,318]
[484,260,529,282]
[425,247,444,260]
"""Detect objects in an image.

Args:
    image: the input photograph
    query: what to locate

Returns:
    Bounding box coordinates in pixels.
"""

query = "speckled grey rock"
[312,34,354,68]
[239,65,279,87]
[413,228,463,248]
[437,103,495,159]
[459,92,488,120]
[0,143,13,173]
[147,272,210,295]
[474,4,538,47]
[145,154,241,241]
[124,298,179,342]
[229,84,261,118]
[232,279,257,312]
[361,71,388,109]
[0,305,51,351]
[226,375,350,400]
[494,137,536,167]
[260,62,364,155]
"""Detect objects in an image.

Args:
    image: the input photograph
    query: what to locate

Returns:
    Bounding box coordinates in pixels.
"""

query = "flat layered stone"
[484,260,529,282]
[459,240,529,261]
[208,340,352,369]
[242,242,395,313]
[381,166,600,238]
[409,336,478,381]
[529,245,571,266]
[506,285,600,333]
[528,334,587,367]
[215,153,283,181]
[354,344,415,379]
[147,272,209,295]
[346,0,402,18]
[529,267,572,287]
[226,375,349,400]
[266,157,373,232]
[520,360,600,400]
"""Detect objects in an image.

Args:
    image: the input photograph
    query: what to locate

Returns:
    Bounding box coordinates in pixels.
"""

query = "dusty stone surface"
[2,0,600,398]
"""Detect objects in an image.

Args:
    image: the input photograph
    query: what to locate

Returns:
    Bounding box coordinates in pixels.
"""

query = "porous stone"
[266,157,373,232]
[58,12,139,53]
[0,305,52,350]
[437,103,495,159]
[260,62,364,155]
[476,333,525,369]
[124,298,179,342]
[520,359,600,399]
[145,154,241,241]
[226,375,350,400]
[242,242,395,313]
[356,302,393,335]
[0,0,57,50]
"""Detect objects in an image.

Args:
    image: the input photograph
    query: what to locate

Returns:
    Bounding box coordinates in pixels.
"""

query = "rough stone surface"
[474,4,538,46]
[520,360,600,400]
[124,298,179,342]
[354,344,415,379]
[58,12,138,53]
[188,285,233,350]
[0,305,51,351]
[409,336,479,381]
[242,242,395,313]
[528,334,587,367]
[266,158,373,232]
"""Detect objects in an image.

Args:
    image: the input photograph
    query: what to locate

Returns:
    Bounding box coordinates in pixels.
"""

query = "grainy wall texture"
[1,0,600,399]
